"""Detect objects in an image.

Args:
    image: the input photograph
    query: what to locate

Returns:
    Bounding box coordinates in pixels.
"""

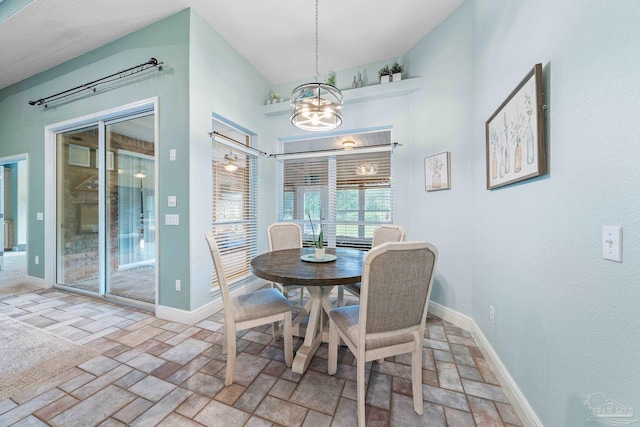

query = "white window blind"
[278,151,392,249]
[212,136,257,286]
[336,152,392,248]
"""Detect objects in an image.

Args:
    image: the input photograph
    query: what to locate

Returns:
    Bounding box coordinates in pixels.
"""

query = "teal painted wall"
[0,10,192,309]
[187,10,271,310]
[0,0,32,22]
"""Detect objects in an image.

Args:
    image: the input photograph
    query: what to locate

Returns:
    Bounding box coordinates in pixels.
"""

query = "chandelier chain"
[315,0,319,82]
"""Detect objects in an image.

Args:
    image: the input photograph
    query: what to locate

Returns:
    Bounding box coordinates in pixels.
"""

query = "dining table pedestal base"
[291,285,334,374]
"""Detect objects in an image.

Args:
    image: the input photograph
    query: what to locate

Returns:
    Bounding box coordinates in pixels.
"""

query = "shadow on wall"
[430,272,453,309]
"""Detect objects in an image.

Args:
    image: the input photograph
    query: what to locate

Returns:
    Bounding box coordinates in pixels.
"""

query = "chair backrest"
[268,222,302,251]
[205,233,232,311]
[359,241,438,337]
[371,225,406,248]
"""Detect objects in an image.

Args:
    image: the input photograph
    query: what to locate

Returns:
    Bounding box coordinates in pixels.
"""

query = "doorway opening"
[0,156,28,289]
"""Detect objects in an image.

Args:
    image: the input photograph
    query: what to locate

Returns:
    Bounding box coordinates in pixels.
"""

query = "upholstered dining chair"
[339,224,406,303]
[267,222,305,304]
[205,232,293,386]
[328,241,438,427]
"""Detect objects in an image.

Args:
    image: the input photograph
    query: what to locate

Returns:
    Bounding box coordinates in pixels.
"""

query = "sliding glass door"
[106,116,156,303]
[56,125,101,293]
[55,113,156,305]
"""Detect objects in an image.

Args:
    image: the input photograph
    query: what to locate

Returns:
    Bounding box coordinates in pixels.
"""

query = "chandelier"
[355,162,378,176]
[290,0,343,132]
[223,153,239,172]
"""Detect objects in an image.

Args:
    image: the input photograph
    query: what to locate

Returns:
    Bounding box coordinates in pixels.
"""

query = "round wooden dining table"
[250,247,366,374]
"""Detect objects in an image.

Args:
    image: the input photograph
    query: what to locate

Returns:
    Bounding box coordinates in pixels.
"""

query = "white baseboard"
[429,301,542,427]
[156,278,266,325]
[429,301,474,331]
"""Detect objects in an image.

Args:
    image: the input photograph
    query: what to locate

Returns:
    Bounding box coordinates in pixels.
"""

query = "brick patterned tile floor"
[0,286,523,426]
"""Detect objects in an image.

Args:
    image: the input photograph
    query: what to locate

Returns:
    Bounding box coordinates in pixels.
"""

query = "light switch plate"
[37,212,43,220]
[169,149,176,161]
[602,226,622,262]
[165,214,180,226]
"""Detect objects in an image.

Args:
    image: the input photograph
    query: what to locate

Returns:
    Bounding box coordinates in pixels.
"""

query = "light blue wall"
[403,3,474,315]
[0,10,192,309]
[187,10,271,310]
[469,1,640,425]
[400,0,640,425]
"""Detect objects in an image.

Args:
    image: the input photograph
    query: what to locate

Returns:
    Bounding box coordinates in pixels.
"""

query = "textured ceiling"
[0,0,464,91]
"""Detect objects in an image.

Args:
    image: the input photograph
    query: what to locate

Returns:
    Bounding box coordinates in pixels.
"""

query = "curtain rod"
[271,142,400,160]
[28,58,164,107]
[209,131,269,157]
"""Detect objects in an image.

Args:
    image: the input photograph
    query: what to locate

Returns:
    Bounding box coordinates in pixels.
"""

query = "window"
[278,146,392,249]
[336,153,392,248]
[211,121,257,284]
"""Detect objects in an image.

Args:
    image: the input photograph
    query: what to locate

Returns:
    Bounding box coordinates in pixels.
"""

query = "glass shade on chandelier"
[290,83,343,131]
[355,162,378,176]
[224,153,239,172]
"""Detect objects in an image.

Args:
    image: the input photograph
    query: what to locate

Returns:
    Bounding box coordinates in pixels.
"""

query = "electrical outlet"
[169,149,176,161]
[175,279,181,291]
[490,305,495,324]
[35,255,39,265]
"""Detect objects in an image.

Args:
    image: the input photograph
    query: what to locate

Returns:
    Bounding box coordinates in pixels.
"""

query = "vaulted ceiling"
[0,0,464,91]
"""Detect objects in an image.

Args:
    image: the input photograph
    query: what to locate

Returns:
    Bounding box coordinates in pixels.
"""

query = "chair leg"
[222,324,228,354]
[272,321,281,341]
[283,312,293,367]
[337,286,344,307]
[328,319,338,375]
[411,341,424,415]
[225,326,237,386]
[357,357,366,427]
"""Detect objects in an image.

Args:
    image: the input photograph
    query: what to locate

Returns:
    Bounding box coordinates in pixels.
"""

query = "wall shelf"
[263,77,423,117]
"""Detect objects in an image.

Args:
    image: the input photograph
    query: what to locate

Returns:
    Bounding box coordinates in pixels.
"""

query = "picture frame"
[424,152,451,191]
[95,150,115,171]
[78,204,99,233]
[68,144,90,167]
[485,63,545,190]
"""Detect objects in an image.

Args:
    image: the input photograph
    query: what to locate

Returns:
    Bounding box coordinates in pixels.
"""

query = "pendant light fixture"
[355,162,378,176]
[223,153,239,172]
[133,157,147,179]
[290,0,343,132]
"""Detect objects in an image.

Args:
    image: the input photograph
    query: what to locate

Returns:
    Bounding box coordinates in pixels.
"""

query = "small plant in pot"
[378,64,391,84]
[307,210,325,259]
[269,89,279,104]
[326,71,336,87]
[390,61,404,82]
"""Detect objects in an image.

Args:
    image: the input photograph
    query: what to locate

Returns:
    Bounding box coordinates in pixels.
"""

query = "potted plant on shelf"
[326,71,336,87]
[390,61,404,82]
[269,89,279,104]
[307,210,325,259]
[378,64,391,84]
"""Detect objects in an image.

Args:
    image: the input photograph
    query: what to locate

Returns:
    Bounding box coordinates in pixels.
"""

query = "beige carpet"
[0,313,97,400]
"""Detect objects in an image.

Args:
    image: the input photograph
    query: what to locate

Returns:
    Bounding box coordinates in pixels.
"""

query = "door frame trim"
[44,97,159,305]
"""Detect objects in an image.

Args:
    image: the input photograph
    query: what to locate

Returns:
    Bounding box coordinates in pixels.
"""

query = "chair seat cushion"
[329,306,416,350]
[234,288,292,322]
